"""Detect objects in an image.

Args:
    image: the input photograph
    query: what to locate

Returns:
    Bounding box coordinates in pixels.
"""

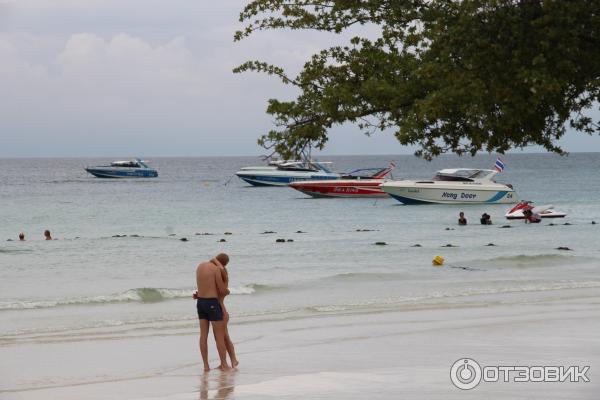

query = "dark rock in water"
[224,232,233,235]
[442,244,457,247]
[548,223,555,226]
[218,238,226,242]
[168,234,176,237]
[6,239,13,241]
[556,246,572,251]
[412,244,422,247]
[275,238,285,243]
[287,239,294,242]
[356,229,377,232]
[130,234,140,237]
[592,221,597,225]
[296,230,306,233]
[445,227,455,231]
[451,265,478,271]
[261,231,276,234]
[112,234,126,238]
[196,232,214,236]
[486,243,496,246]
[563,222,572,226]
[180,238,188,242]
[500,225,511,228]
[374,241,387,246]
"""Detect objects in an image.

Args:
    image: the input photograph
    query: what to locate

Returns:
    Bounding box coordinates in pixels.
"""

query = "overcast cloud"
[1,0,598,157]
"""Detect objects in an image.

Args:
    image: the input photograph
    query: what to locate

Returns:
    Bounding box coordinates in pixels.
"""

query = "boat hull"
[85,168,158,178]
[290,180,388,198]
[236,172,339,187]
[381,184,516,204]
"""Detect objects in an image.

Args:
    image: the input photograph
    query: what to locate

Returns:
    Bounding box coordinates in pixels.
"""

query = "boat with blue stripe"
[380,168,517,204]
[236,160,339,187]
[85,159,158,178]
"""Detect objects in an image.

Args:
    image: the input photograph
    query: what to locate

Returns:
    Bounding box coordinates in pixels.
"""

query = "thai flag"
[494,157,505,173]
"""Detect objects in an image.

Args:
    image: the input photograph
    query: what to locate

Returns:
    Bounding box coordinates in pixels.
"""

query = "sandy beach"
[2,287,598,400]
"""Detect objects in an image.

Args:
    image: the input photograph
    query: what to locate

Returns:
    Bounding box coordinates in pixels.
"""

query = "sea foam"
[0,285,259,311]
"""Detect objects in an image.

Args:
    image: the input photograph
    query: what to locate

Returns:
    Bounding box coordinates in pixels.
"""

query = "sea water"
[1,153,599,356]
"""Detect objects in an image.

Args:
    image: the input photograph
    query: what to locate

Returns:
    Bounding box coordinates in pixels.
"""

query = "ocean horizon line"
[2,150,599,160]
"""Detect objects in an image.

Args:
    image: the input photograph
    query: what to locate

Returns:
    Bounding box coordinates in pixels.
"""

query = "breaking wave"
[0,284,265,311]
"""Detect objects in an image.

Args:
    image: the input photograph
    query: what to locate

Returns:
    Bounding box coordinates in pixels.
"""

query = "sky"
[1,0,599,158]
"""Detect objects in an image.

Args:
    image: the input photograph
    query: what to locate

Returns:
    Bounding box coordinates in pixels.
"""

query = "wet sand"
[1,289,599,400]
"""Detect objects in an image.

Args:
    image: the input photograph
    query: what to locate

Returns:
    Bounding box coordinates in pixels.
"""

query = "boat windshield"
[267,159,300,166]
[342,168,388,179]
[277,162,317,172]
[111,161,141,168]
[434,169,495,182]
[277,161,333,173]
[312,162,333,173]
[470,170,495,180]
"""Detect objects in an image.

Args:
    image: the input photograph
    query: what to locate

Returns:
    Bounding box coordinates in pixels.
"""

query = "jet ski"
[505,201,567,220]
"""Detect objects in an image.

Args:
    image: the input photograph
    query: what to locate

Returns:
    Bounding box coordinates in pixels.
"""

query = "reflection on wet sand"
[198,371,236,400]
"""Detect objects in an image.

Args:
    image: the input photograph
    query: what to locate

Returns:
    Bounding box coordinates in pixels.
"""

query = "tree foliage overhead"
[234,0,600,159]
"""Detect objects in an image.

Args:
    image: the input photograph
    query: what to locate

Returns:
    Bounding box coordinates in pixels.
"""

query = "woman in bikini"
[214,253,239,368]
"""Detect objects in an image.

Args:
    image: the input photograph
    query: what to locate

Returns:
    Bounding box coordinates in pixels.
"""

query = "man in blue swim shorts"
[195,256,230,371]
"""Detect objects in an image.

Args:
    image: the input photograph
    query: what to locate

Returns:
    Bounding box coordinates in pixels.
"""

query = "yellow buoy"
[432,255,445,266]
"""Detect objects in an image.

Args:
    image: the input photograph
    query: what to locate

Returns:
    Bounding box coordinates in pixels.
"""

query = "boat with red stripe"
[289,163,395,198]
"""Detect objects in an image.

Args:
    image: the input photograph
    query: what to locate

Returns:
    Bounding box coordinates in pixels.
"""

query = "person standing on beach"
[214,253,239,368]
[19,233,25,241]
[194,254,238,369]
[195,255,231,371]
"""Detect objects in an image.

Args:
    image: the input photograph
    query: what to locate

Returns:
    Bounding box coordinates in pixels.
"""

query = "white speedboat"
[85,159,158,178]
[505,201,567,219]
[380,168,516,204]
[236,161,339,186]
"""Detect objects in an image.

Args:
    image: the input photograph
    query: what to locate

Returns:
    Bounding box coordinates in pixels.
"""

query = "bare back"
[196,262,221,298]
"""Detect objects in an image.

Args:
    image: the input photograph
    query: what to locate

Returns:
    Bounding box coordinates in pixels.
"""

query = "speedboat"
[289,164,395,198]
[235,160,339,186]
[380,168,516,204]
[505,201,567,219]
[85,159,158,178]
